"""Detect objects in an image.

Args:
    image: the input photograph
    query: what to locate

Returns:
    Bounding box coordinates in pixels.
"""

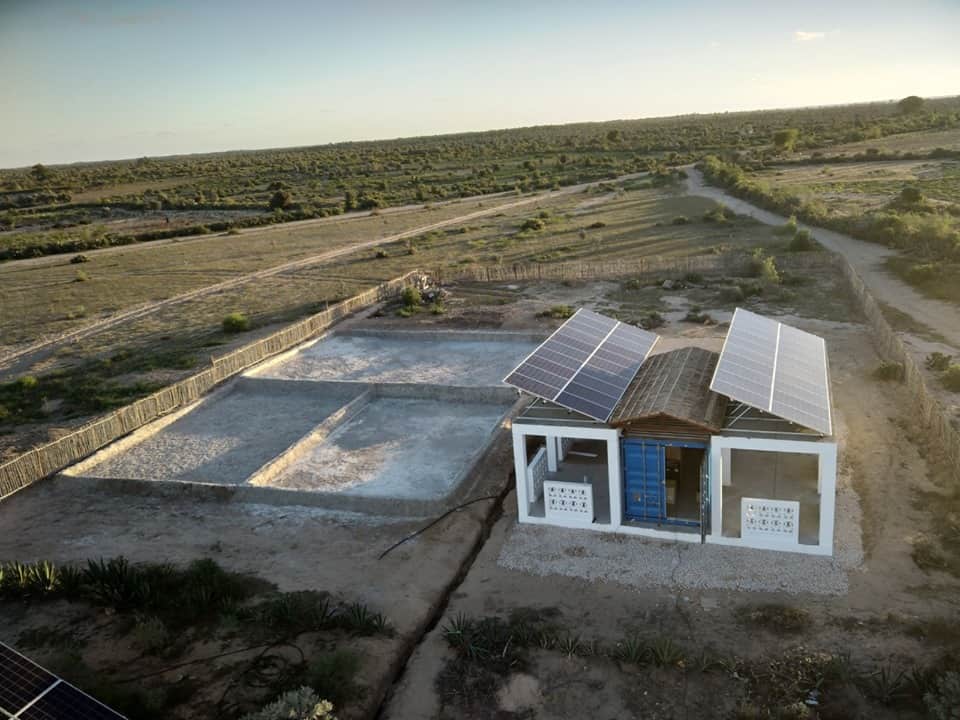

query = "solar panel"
[504,309,659,421]
[556,322,659,421]
[710,308,832,435]
[0,643,126,720]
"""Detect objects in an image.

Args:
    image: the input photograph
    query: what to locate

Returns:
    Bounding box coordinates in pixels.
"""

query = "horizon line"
[4,92,957,172]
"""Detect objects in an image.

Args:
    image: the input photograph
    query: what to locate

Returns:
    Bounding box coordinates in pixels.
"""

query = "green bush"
[926,352,953,372]
[222,312,250,333]
[873,361,905,382]
[74,270,90,282]
[374,249,388,259]
[671,215,690,225]
[520,217,545,232]
[788,229,817,252]
[748,249,780,284]
[907,263,940,284]
[70,254,89,264]
[774,215,799,237]
[943,365,960,392]
[400,286,421,309]
[306,650,361,708]
[538,305,574,319]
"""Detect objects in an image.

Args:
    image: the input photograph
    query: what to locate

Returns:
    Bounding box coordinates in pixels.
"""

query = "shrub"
[588,221,606,229]
[926,352,952,372]
[775,215,799,237]
[907,263,940,284]
[132,616,169,655]
[640,312,665,330]
[267,190,291,210]
[400,286,421,309]
[74,270,90,282]
[240,688,335,720]
[671,216,689,225]
[70,254,89,264]
[873,361,905,381]
[788,229,817,252]
[943,365,960,392]
[719,285,746,303]
[749,249,780,284]
[374,249,388,259]
[222,312,250,333]
[306,650,361,709]
[538,305,575,319]
[520,218,545,232]
[925,672,960,720]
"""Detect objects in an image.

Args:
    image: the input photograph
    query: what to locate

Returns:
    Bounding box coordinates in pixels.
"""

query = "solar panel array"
[710,308,832,435]
[0,643,126,720]
[504,309,658,421]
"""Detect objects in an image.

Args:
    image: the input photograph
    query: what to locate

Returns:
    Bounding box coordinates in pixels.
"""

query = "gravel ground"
[498,484,864,596]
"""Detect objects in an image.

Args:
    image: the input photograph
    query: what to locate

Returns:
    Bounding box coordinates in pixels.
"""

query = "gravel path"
[685,167,960,351]
[498,485,863,596]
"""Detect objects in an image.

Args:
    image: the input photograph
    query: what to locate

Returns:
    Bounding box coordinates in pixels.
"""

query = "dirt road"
[0,174,645,377]
[685,167,960,350]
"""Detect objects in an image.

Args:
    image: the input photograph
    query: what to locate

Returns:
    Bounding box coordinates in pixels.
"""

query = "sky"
[0,0,958,168]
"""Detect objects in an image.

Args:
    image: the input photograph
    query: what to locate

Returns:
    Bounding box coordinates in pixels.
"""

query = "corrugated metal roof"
[611,347,727,432]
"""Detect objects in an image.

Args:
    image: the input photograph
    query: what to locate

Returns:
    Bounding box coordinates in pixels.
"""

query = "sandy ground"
[252,333,538,386]
[685,167,960,353]
[0,436,517,719]
[77,382,356,485]
[382,314,960,719]
[272,397,511,499]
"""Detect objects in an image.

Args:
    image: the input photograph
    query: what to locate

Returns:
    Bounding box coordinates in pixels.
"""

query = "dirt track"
[0,174,644,378]
[685,167,960,351]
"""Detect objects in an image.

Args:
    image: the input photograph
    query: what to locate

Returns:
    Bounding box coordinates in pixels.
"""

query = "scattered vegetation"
[735,603,812,635]
[537,304,575,319]
[872,360,905,381]
[222,311,251,333]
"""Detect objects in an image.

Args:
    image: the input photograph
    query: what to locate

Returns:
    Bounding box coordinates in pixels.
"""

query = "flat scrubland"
[0,177,791,458]
[3,96,958,261]
[4,274,960,719]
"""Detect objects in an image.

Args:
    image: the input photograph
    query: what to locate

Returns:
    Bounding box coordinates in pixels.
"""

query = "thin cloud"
[794,30,826,42]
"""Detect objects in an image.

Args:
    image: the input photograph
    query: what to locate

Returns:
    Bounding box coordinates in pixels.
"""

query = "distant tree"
[344,189,357,212]
[268,190,291,210]
[773,128,800,153]
[30,163,52,184]
[898,95,925,114]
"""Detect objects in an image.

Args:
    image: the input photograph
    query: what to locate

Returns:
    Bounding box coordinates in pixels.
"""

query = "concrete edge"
[332,328,549,344]
[246,389,374,489]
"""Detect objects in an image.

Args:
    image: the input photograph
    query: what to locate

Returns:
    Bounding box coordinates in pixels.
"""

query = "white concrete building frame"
[511,422,702,544]
[511,423,838,555]
[707,434,837,556]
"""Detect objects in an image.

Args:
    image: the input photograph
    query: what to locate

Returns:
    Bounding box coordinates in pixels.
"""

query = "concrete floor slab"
[251,332,539,385]
[269,397,511,500]
[79,382,357,485]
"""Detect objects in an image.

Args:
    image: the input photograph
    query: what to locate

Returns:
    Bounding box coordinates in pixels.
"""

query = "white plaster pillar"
[546,434,558,472]
[709,441,724,537]
[817,444,837,554]
[721,447,732,486]
[512,425,530,522]
[607,430,622,529]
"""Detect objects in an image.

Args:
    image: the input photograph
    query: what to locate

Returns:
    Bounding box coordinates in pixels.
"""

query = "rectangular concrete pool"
[261,396,511,502]
[250,330,540,386]
[77,381,359,485]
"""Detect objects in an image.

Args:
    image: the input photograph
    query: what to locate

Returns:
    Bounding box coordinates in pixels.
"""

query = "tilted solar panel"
[504,309,659,422]
[504,309,617,401]
[0,643,126,720]
[710,308,832,435]
[555,322,659,421]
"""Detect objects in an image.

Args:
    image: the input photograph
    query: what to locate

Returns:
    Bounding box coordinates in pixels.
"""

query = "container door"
[623,439,666,522]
